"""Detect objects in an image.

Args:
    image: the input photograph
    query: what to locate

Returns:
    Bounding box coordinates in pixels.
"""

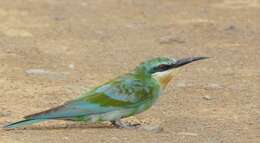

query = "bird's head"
[136,57,209,88]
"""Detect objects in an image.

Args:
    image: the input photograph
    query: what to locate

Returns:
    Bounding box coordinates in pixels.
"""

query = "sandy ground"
[0,0,259,142]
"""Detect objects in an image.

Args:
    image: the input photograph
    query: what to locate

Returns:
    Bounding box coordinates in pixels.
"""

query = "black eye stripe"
[160,64,172,71]
[150,64,172,73]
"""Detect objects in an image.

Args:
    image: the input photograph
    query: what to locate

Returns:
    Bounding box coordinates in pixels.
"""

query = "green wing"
[80,74,161,108]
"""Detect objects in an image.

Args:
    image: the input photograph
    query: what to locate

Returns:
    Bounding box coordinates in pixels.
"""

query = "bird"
[4,56,208,129]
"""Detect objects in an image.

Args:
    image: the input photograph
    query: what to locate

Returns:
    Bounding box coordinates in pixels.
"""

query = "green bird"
[4,56,208,129]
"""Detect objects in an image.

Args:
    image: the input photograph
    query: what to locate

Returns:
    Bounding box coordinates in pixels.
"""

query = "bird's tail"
[3,119,47,129]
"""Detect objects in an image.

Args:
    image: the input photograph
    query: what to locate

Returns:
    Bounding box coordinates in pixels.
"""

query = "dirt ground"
[0,0,259,142]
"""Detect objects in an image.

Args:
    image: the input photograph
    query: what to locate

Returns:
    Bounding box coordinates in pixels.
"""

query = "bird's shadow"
[4,123,117,131]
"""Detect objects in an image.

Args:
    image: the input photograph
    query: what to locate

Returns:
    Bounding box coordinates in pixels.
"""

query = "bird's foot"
[111,120,140,129]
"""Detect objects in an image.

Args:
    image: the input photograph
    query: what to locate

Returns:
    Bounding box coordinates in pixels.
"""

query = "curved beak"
[172,56,210,68]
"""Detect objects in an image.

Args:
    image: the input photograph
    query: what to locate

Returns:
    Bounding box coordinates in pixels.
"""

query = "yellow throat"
[152,69,178,89]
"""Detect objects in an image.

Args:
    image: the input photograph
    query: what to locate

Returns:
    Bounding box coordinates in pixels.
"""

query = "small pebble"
[203,95,212,100]
[205,83,223,90]
[26,69,50,75]
[68,64,75,69]
[64,137,69,140]
[25,68,68,80]
[177,132,198,136]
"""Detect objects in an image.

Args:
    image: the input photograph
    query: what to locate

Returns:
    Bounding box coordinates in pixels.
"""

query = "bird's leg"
[111,120,140,129]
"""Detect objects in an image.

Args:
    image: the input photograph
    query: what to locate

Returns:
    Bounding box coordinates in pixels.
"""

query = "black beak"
[172,57,210,68]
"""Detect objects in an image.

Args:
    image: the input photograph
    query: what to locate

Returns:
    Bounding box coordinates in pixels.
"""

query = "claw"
[111,120,140,129]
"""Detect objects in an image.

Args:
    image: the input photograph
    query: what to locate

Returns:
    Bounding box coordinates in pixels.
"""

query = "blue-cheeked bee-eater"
[4,56,208,129]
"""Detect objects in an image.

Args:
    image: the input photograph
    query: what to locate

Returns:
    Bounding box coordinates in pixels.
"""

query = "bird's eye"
[159,64,166,69]
[151,64,169,73]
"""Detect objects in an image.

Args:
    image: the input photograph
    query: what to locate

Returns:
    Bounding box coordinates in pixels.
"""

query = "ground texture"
[0,0,259,143]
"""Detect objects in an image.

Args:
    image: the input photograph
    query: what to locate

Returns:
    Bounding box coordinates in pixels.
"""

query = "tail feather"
[24,104,66,119]
[3,119,47,129]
